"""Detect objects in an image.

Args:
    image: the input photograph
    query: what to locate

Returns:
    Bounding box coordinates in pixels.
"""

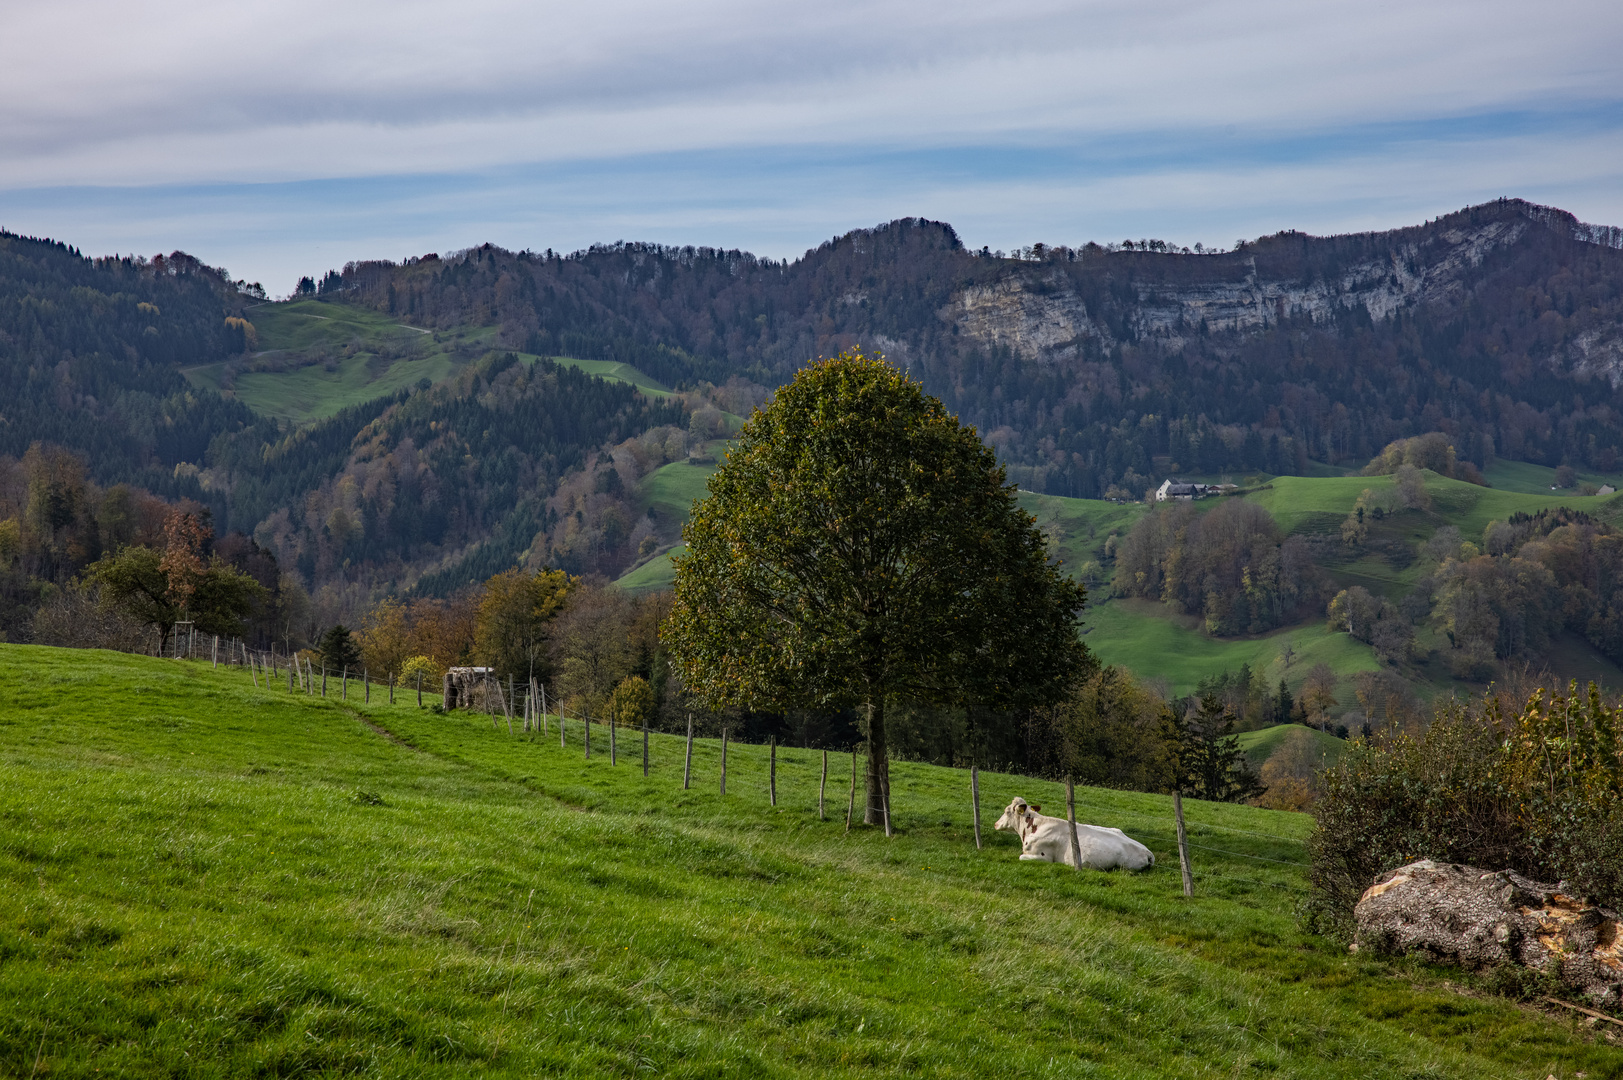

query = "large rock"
[1354,859,1623,1004]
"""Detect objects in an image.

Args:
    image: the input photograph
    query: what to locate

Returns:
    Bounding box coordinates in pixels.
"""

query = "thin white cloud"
[1,0,1617,185]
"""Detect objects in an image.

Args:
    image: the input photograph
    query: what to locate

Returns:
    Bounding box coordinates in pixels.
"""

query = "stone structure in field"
[442,666,496,711]
[1354,859,1623,1004]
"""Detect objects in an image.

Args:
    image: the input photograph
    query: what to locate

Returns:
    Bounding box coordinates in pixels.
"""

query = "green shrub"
[1306,683,1623,936]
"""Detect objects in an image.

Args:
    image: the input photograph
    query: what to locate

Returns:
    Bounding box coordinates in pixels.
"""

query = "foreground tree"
[665,350,1090,825]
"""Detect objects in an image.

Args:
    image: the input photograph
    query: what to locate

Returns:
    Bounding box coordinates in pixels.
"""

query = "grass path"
[2,646,1616,1077]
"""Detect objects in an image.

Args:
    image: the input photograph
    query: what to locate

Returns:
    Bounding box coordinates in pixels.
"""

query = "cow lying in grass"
[993,797,1155,871]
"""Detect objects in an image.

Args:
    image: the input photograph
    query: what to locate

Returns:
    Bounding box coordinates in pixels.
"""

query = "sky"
[2,0,1620,294]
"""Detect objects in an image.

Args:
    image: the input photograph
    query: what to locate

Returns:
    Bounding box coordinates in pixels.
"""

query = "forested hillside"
[320,198,1623,497]
[0,234,257,503]
[4,199,1623,655]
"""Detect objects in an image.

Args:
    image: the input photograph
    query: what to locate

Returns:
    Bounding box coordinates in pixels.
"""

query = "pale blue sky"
[2,0,1619,293]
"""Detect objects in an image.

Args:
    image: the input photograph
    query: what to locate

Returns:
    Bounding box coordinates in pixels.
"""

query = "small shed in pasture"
[442,666,496,711]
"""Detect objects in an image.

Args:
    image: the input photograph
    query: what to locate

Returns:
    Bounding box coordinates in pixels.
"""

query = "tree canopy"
[665,350,1090,824]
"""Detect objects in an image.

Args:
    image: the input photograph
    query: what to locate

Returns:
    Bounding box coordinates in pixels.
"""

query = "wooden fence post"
[971,762,983,850]
[1174,790,1193,897]
[1066,775,1082,871]
[881,768,893,838]
[321,662,327,697]
[389,673,394,705]
[683,713,693,790]
[507,674,515,735]
[585,713,591,760]
[769,735,777,806]
[845,750,857,833]
[819,749,828,820]
[364,670,370,704]
[609,704,617,766]
[642,715,650,777]
[249,655,259,690]
[719,727,728,794]
[415,671,423,708]
[212,636,219,668]
[343,666,349,701]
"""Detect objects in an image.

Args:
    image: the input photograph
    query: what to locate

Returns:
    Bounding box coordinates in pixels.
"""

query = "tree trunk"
[863,700,889,826]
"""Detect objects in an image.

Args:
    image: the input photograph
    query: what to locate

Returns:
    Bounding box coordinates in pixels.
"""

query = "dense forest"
[319,198,1623,499]
[3,198,1623,651]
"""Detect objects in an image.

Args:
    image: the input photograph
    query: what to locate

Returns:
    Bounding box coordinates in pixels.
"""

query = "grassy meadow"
[3,645,1619,1078]
[183,299,677,424]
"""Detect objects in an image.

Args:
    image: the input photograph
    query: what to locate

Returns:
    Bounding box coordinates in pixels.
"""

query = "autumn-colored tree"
[665,350,1090,825]
[609,675,654,729]
[1300,662,1340,723]
[358,598,412,680]
[474,568,571,681]
[551,585,635,715]
[159,510,210,609]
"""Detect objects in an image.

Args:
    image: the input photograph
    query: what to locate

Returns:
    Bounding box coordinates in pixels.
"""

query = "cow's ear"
[1030,804,1041,814]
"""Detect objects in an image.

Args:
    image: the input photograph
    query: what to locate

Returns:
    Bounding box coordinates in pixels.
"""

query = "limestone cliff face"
[951,217,1536,364]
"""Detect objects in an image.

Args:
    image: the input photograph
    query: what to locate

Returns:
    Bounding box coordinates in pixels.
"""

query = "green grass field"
[1234,724,1350,771]
[1084,599,1382,699]
[3,645,1616,1077]
[183,300,675,424]
[1484,459,1623,495]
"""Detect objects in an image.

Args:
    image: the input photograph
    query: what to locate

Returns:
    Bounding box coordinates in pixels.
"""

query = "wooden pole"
[769,735,777,806]
[610,703,617,766]
[971,762,983,850]
[1066,775,1083,871]
[212,635,218,668]
[249,655,259,690]
[538,680,548,737]
[683,713,693,790]
[507,674,515,735]
[486,674,497,730]
[388,673,394,705]
[416,671,423,708]
[365,670,370,704]
[584,712,591,760]
[819,749,828,820]
[881,767,893,838]
[845,749,857,833]
[1174,790,1193,897]
[287,663,293,692]
[719,727,727,794]
[642,714,649,778]
[342,666,348,700]
[321,663,327,697]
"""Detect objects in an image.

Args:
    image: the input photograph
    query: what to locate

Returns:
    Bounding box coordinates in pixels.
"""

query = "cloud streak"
[1,0,1619,287]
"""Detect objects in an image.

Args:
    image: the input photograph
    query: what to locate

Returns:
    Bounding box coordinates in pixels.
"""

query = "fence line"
[181,653,1317,893]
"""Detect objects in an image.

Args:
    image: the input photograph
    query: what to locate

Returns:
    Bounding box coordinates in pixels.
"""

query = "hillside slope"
[2,645,1616,1077]
[319,199,1623,500]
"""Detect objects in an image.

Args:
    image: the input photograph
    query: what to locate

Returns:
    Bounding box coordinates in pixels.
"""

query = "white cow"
[993,796,1155,871]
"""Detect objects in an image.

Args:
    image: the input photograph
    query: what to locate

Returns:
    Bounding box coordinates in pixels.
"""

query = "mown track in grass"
[2,645,1618,1078]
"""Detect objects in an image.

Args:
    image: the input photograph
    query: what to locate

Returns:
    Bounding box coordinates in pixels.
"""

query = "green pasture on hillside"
[615,546,683,593]
[3,645,1617,1077]
[547,357,675,398]
[1234,724,1350,771]
[184,300,677,424]
[641,458,719,521]
[1084,599,1382,699]
[1016,491,1149,572]
[1485,459,1623,495]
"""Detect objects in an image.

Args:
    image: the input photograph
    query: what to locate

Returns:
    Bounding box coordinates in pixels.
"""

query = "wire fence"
[169,646,1319,893]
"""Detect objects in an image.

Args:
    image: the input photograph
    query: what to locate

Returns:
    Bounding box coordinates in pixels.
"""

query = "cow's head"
[993,797,1041,833]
